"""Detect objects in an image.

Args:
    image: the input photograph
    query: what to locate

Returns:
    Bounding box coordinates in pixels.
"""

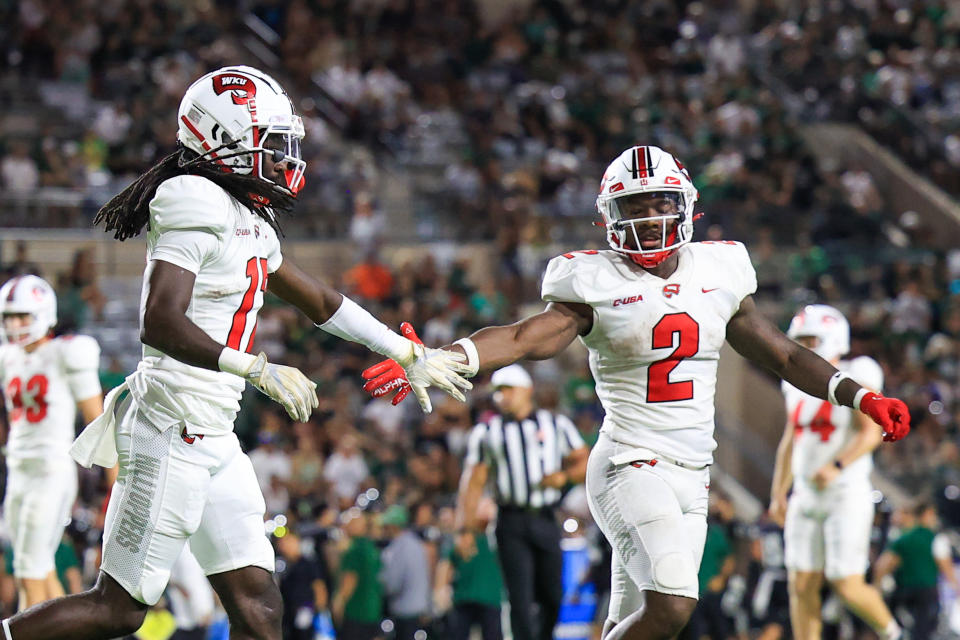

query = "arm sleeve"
[63,336,102,401]
[464,423,488,466]
[147,175,232,274]
[555,413,585,456]
[933,533,952,560]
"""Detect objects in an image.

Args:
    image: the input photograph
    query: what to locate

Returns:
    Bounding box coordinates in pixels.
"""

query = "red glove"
[859,392,911,442]
[361,322,420,405]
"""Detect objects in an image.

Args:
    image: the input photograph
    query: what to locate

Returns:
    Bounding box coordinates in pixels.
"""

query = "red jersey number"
[226,257,269,353]
[791,399,836,442]
[5,374,49,423]
[647,313,700,402]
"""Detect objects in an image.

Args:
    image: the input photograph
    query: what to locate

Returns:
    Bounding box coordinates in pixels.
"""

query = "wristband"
[833,459,844,470]
[218,347,257,377]
[853,388,871,411]
[452,338,480,377]
[826,371,850,406]
[318,296,414,363]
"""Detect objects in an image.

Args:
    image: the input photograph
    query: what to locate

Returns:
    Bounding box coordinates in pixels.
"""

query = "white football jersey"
[0,335,101,466]
[783,356,883,493]
[541,242,757,466]
[127,175,283,434]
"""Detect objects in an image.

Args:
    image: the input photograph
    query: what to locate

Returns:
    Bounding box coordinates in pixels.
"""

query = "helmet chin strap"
[630,248,676,268]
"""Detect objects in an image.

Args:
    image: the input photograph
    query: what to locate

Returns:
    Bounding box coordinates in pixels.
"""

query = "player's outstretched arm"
[726,296,910,441]
[268,258,472,412]
[142,259,317,422]
[361,301,591,404]
[459,301,592,374]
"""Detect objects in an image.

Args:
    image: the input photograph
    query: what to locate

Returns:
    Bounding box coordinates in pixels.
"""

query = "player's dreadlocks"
[94,146,295,241]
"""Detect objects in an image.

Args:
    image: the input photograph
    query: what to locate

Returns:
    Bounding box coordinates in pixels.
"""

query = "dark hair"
[94,147,295,241]
[913,500,935,518]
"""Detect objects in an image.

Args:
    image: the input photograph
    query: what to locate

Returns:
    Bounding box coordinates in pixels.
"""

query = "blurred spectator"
[55,248,105,333]
[1,141,39,191]
[435,497,503,640]
[1,241,42,281]
[874,501,959,640]
[343,251,395,303]
[748,518,791,640]
[167,545,215,640]
[248,416,292,498]
[379,505,431,640]
[288,425,326,510]
[348,192,385,251]
[681,494,737,640]
[333,510,383,640]
[323,433,370,509]
[278,531,329,640]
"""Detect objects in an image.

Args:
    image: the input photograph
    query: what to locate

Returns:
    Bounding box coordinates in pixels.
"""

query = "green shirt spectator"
[698,523,733,593]
[446,532,503,608]
[889,526,941,590]
[340,536,382,624]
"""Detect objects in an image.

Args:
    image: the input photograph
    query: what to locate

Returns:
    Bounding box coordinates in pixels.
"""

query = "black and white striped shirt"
[464,409,586,508]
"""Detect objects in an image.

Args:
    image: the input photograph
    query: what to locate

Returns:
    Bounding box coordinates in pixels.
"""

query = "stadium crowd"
[1,0,960,638]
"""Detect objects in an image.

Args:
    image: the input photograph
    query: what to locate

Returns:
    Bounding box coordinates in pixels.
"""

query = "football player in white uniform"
[1,66,471,640]
[0,275,104,609]
[769,305,901,640]
[362,145,910,640]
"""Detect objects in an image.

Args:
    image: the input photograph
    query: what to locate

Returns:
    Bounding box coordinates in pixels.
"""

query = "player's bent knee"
[828,575,863,600]
[652,551,697,591]
[644,593,696,636]
[233,591,282,636]
[111,607,149,637]
[789,571,822,596]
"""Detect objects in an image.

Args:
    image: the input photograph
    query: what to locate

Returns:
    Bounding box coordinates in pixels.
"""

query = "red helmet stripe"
[635,146,648,178]
[179,116,227,167]
[6,277,21,302]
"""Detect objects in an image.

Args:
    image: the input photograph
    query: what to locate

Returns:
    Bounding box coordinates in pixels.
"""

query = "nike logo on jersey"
[701,287,719,293]
[613,294,643,307]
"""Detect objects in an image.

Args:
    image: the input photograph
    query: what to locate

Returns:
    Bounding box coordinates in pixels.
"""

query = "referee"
[457,364,589,640]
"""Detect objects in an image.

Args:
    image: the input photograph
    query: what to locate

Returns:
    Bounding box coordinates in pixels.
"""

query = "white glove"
[395,343,473,413]
[219,349,318,422]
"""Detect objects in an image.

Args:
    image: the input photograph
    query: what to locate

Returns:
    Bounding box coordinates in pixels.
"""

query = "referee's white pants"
[586,432,710,624]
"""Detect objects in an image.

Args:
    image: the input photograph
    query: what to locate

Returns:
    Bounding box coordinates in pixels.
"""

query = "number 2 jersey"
[541,242,757,467]
[0,335,101,466]
[782,356,883,493]
[126,175,282,435]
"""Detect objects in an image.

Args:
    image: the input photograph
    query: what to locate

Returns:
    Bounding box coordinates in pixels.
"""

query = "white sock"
[2,618,12,640]
[880,619,901,640]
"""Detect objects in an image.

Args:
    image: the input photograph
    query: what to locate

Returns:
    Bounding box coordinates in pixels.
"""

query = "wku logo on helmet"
[212,74,257,105]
